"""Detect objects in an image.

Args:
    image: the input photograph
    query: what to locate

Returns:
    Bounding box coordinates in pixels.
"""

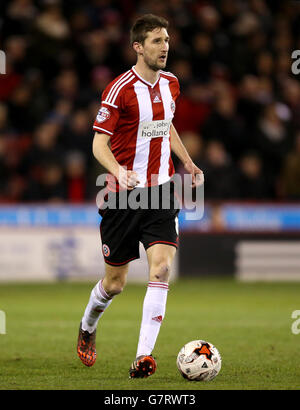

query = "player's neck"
[134,61,160,85]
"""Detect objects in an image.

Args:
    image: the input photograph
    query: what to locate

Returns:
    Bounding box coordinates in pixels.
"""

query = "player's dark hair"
[130,14,169,45]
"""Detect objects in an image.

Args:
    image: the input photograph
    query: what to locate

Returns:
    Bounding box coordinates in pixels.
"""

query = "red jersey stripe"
[146,84,165,186]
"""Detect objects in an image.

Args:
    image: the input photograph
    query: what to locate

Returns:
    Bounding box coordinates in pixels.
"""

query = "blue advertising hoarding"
[0,203,300,231]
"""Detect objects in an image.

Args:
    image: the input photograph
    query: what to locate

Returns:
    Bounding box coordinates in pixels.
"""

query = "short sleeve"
[93,85,123,136]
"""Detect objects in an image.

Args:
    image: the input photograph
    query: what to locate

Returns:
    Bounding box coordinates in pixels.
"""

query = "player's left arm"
[170,123,204,187]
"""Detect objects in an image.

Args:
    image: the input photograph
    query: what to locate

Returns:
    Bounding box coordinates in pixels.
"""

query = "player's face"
[141,28,169,71]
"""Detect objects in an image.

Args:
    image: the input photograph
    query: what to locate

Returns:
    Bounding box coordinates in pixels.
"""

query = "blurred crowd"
[1,0,300,203]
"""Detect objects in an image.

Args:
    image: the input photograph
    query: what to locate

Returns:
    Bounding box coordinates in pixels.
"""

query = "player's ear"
[133,41,143,55]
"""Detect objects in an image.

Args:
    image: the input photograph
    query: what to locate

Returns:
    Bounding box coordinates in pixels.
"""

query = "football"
[177,340,222,381]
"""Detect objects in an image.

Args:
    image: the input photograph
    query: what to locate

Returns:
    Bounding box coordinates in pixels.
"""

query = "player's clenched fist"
[117,167,140,190]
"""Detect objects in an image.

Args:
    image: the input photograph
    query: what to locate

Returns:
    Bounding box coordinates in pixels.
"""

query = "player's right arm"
[92,132,139,190]
[92,74,140,190]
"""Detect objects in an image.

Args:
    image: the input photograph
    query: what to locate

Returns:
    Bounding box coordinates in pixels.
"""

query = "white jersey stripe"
[110,74,135,106]
[132,81,153,187]
[104,70,131,104]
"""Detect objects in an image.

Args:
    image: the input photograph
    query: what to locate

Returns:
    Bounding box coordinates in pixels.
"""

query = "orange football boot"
[77,322,97,367]
[129,355,157,378]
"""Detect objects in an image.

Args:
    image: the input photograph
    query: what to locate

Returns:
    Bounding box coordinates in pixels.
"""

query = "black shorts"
[99,181,180,266]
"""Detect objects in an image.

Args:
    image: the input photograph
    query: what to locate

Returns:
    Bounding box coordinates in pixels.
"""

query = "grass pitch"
[0,278,299,390]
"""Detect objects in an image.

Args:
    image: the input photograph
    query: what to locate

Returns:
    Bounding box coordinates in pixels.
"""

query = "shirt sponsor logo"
[138,119,171,139]
[96,106,111,123]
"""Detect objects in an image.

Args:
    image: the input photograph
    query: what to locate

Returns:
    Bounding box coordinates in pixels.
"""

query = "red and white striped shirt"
[93,66,180,190]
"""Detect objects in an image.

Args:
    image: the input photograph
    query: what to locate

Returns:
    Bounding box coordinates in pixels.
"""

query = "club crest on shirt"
[102,244,110,257]
[96,106,111,123]
[170,99,176,114]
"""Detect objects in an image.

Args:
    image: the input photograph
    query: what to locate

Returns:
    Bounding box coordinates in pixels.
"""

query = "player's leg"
[81,263,129,332]
[147,242,176,283]
[77,263,129,367]
[130,244,176,378]
[137,243,176,355]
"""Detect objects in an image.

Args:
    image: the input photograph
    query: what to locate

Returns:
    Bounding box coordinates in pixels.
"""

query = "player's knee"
[106,282,124,297]
[104,276,126,297]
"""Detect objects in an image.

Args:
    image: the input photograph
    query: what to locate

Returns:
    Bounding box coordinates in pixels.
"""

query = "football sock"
[81,279,113,333]
[136,281,169,357]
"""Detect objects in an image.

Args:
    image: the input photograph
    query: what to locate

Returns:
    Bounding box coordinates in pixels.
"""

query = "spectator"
[62,109,93,163]
[237,151,270,199]
[201,140,237,200]
[252,101,293,195]
[236,75,264,129]
[278,133,300,200]
[173,81,212,134]
[191,31,214,81]
[202,87,245,160]
[22,161,66,202]
[65,150,87,203]
[52,69,79,102]
[175,131,204,175]
[0,103,10,133]
[20,119,64,181]
[280,78,300,130]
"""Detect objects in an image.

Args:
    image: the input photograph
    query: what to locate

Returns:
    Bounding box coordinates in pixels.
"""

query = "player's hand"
[117,167,140,190]
[184,160,204,188]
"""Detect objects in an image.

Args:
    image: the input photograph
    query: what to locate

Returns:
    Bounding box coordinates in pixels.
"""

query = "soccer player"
[77,14,204,378]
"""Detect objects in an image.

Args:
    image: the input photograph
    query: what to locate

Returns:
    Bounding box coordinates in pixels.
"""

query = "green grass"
[0,278,300,390]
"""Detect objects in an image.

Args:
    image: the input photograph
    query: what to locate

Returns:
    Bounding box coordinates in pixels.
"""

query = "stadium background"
[0,0,300,392]
[1,0,300,281]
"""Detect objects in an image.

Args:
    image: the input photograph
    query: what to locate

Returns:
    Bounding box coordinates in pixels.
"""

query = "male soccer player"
[77,14,204,378]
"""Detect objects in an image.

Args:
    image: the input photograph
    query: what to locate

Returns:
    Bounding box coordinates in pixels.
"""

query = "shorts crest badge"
[102,244,110,257]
